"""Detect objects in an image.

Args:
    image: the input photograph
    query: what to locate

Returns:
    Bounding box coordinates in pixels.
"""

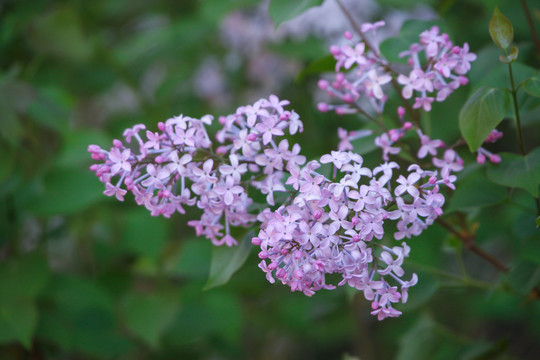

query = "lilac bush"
[89,21,476,320]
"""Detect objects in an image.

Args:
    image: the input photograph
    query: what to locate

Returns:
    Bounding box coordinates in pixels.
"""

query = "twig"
[520,0,540,57]
[435,218,510,272]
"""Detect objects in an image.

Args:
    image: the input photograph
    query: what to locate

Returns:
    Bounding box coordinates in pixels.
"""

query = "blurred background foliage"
[0,0,539,359]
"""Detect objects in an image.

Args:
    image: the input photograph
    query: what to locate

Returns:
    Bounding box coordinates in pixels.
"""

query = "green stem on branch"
[508,63,527,155]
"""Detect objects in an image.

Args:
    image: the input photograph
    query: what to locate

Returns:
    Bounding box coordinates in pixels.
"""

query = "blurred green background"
[1,0,539,359]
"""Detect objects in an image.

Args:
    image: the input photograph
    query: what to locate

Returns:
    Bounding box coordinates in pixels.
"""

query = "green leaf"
[296,54,336,82]
[399,272,438,311]
[380,20,444,63]
[54,129,111,167]
[397,313,476,360]
[506,261,540,295]
[37,275,131,358]
[459,87,510,152]
[489,7,513,50]
[204,231,253,290]
[487,147,540,197]
[269,0,324,26]
[375,0,436,7]
[0,255,50,348]
[396,315,450,360]
[28,166,106,215]
[27,90,71,134]
[27,7,93,62]
[522,73,540,97]
[461,339,508,360]
[498,45,519,64]
[471,62,536,92]
[0,298,38,348]
[447,168,507,212]
[165,239,212,280]
[121,208,168,261]
[120,291,179,349]
[536,216,540,228]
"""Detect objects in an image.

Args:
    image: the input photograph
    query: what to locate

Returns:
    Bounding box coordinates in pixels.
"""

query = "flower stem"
[508,63,526,155]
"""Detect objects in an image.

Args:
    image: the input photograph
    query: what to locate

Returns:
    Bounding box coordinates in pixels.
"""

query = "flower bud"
[318,79,329,90]
[317,102,330,112]
[330,45,341,56]
[489,154,501,163]
[343,93,355,103]
[476,153,486,164]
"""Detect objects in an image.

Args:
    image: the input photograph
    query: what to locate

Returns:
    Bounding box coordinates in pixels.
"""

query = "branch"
[520,0,540,57]
[435,218,510,272]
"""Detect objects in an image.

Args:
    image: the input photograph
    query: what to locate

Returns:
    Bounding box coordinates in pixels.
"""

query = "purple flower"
[395,173,421,198]
[109,148,132,175]
[214,176,244,205]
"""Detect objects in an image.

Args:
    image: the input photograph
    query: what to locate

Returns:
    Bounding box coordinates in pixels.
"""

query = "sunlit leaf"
[459,87,510,152]
[489,7,513,50]
[204,231,253,290]
[487,147,540,197]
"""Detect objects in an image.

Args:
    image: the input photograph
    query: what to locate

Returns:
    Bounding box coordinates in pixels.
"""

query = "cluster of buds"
[476,129,503,164]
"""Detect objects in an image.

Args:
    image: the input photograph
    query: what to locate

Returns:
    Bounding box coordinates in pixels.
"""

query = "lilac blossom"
[90,95,303,246]
[89,21,475,322]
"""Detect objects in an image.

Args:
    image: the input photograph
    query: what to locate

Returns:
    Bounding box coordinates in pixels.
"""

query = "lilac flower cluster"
[317,23,476,114]
[317,22,390,115]
[253,114,463,319]
[89,21,476,321]
[89,95,303,246]
[398,26,477,111]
